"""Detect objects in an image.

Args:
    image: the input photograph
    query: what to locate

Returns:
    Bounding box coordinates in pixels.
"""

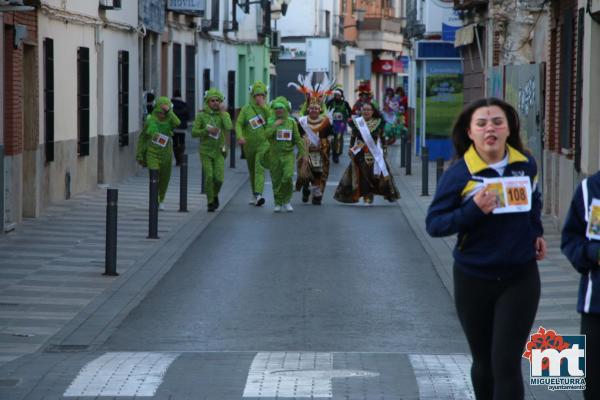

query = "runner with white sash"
[353,116,389,177]
[298,116,320,147]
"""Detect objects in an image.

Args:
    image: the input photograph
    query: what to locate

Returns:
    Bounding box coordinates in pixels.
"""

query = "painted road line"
[243,352,378,398]
[64,352,179,397]
[409,354,475,400]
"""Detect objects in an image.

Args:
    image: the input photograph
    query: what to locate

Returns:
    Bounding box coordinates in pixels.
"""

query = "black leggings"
[582,313,600,400]
[453,263,540,400]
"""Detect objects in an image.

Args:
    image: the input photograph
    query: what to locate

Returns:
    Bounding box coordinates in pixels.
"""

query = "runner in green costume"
[192,88,232,212]
[265,97,307,212]
[136,96,181,209]
[235,81,271,206]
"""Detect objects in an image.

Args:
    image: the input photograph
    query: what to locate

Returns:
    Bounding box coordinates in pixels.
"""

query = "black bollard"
[104,188,119,276]
[436,158,444,186]
[421,146,429,196]
[179,154,188,212]
[400,135,406,168]
[229,130,236,168]
[148,169,159,239]
[406,136,412,175]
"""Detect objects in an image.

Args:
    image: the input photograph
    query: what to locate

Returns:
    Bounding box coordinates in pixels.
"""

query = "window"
[77,46,90,157]
[203,68,210,99]
[172,43,182,96]
[43,38,54,162]
[185,45,196,118]
[118,50,129,147]
[325,10,331,37]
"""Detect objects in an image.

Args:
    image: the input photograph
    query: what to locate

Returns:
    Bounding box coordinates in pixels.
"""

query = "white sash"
[353,116,389,177]
[299,116,320,147]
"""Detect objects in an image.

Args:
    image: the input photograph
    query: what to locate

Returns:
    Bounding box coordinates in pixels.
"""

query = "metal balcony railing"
[359,17,403,34]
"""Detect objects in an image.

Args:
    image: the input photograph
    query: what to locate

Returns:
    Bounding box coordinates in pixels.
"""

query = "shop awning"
[454,24,477,48]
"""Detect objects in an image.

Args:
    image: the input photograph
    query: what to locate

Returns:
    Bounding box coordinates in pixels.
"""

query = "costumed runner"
[351,81,379,115]
[326,88,352,164]
[264,96,308,212]
[334,101,400,205]
[235,81,271,206]
[136,96,181,210]
[191,88,232,212]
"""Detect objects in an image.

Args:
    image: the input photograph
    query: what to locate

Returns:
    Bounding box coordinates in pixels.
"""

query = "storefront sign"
[371,59,403,74]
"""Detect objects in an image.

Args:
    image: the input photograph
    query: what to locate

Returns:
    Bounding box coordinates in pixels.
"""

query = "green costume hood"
[250,81,268,105]
[271,96,291,118]
[152,96,173,117]
[203,88,225,110]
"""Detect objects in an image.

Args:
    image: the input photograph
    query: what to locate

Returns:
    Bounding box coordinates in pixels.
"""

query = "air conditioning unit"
[271,30,281,48]
[340,52,348,66]
[99,0,121,10]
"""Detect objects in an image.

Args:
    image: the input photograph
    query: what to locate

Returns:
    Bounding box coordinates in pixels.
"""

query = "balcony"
[332,14,344,45]
[357,17,404,52]
[453,0,488,10]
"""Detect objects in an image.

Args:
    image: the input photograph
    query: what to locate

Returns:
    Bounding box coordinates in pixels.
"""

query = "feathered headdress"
[288,72,336,104]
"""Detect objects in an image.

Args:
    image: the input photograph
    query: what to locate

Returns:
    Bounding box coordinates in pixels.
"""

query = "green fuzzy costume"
[136,96,181,203]
[235,81,271,196]
[192,88,232,205]
[265,97,306,206]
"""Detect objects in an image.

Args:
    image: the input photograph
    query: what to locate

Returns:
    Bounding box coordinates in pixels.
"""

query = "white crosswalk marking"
[63,352,179,397]
[243,352,379,398]
[409,354,475,399]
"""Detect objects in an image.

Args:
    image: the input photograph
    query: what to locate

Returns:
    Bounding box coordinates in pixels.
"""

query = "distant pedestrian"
[326,88,352,164]
[426,98,546,399]
[264,96,307,213]
[144,91,155,117]
[333,102,399,205]
[192,88,232,212]
[171,89,189,166]
[235,81,271,206]
[136,96,181,210]
[561,173,600,400]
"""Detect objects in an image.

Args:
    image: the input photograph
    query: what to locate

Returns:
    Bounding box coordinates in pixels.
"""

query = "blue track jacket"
[561,171,600,314]
[426,145,543,279]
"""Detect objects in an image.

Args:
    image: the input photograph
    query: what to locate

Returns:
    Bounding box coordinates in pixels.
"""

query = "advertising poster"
[419,60,463,160]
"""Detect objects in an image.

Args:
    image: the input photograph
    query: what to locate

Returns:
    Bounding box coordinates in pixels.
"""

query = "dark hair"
[360,101,382,120]
[451,97,525,159]
[395,87,405,97]
[173,89,182,98]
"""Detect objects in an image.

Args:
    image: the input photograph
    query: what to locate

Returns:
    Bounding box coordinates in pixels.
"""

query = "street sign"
[306,38,331,73]
[167,0,205,13]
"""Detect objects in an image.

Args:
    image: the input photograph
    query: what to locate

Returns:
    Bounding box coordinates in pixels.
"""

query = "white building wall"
[37,17,97,144]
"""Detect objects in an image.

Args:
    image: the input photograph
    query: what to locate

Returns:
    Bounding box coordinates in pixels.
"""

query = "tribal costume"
[334,115,400,204]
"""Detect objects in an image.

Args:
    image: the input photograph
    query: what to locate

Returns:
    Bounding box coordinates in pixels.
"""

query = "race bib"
[249,115,265,130]
[333,112,344,121]
[151,133,169,148]
[207,125,221,140]
[276,129,292,141]
[586,199,600,240]
[482,176,532,214]
[350,141,364,155]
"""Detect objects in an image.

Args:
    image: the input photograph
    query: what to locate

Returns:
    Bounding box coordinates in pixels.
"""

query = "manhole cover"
[269,369,379,379]
[45,344,90,353]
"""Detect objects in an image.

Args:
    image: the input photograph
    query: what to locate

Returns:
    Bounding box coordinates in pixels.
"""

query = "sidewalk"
[0,143,248,367]
[390,146,582,336]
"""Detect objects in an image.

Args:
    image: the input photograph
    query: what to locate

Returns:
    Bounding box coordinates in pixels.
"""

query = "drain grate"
[45,344,90,353]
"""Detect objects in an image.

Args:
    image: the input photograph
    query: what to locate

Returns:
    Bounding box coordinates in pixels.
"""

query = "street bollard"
[148,169,159,239]
[406,136,412,175]
[400,135,406,168]
[179,154,188,212]
[436,158,444,186]
[104,188,119,276]
[229,130,236,168]
[421,146,429,196]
